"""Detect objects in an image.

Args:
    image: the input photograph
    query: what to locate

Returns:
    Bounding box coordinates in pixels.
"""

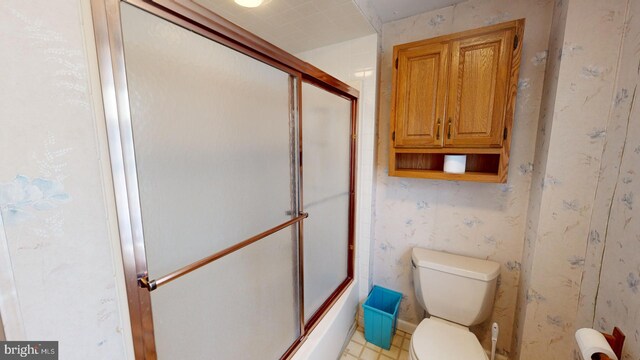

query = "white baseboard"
[396,319,418,334]
[361,304,418,335]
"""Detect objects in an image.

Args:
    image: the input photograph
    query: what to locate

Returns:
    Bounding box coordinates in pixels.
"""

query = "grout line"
[343,329,410,360]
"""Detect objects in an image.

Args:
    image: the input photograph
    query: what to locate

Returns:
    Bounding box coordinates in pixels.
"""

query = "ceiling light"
[234,0,264,7]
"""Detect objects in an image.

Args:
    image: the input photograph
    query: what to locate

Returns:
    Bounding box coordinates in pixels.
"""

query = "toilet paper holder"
[599,327,625,360]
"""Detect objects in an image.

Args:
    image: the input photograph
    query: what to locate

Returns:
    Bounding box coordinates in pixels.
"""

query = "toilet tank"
[411,248,500,326]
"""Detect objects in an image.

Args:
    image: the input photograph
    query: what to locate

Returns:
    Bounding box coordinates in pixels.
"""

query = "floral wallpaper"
[375,0,554,356]
[512,0,568,357]
[514,0,633,359]
[0,1,132,358]
[0,175,71,225]
[585,0,640,358]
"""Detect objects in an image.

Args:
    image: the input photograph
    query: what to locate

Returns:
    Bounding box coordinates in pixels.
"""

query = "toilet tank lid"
[412,248,500,281]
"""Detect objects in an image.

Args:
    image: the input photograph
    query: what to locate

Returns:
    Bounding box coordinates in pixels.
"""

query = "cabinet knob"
[436,119,441,140]
[447,118,452,139]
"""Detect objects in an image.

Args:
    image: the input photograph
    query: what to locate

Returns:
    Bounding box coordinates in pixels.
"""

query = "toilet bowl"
[410,248,500,360]
[408,318,488,360]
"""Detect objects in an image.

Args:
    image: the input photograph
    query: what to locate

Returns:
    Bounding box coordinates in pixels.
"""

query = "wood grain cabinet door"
[393,42,448,148]
[445,29,513,147]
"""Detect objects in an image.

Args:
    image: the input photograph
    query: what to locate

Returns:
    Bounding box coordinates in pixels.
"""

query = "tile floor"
[340,326,411,360]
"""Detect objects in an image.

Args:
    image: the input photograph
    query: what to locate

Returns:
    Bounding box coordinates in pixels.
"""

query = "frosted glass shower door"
[120,3,300,359]
[302,83,353,321]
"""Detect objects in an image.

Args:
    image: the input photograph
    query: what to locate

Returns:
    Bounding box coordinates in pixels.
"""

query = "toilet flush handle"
[411,259,417,268]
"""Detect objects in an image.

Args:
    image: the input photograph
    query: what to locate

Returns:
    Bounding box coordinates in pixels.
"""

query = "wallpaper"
[587,0,640,358]
[513,0,568,357]
[0,1,131,359]
[515,0,631,359]
[374,0,554,356]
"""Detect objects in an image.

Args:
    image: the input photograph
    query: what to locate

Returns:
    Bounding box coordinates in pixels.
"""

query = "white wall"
[0,1,133,359]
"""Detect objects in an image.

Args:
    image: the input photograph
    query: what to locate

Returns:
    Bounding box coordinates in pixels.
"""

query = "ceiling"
[367,0,467,23]
[195,0,468,54]
[195,0,376,54]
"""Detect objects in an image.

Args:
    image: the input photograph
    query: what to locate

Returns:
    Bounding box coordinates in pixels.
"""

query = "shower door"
[302,83,354,325]
[120,3,300,359]
[91,0,358,358]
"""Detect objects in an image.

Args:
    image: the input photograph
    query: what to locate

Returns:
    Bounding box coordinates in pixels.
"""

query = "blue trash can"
[362,285,402,350]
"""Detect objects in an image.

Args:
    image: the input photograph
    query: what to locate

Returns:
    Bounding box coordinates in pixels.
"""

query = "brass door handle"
[447,119,452,139]
[436,119,441,139]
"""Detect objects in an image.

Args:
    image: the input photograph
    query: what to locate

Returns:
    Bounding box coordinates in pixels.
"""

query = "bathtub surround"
[374,0,554,356]
[0,0,133,359]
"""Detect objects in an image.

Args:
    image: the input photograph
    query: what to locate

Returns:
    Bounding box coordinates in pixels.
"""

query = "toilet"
[409,248,501,360]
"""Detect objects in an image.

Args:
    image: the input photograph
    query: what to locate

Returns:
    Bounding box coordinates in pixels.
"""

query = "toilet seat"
[409,318,488,360]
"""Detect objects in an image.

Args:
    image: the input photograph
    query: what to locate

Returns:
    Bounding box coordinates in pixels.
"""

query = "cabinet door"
[393,43,448,148]
[446,30,513,147]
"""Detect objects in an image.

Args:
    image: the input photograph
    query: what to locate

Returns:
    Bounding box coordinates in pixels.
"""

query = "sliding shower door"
[121,3,300,359]
[302,83,353,323]
[93,0,357,358]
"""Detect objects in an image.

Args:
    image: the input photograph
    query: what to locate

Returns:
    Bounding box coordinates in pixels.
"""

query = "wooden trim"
[497,18,525,183]
[391,169,502,183]
[602,327,625,360]
[392,19,525,53]
[389,43,401,181]
[394,147,502,155]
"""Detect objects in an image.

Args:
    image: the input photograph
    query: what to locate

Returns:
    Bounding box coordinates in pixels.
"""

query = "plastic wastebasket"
[362,285,402,350]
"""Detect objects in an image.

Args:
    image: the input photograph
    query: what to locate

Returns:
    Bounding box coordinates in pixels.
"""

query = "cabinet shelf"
[393,147,502,154]
[392,151,505,183]
[391,169,502,183]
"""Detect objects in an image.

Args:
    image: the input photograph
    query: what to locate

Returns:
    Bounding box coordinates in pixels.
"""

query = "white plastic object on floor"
[490,322,499,360]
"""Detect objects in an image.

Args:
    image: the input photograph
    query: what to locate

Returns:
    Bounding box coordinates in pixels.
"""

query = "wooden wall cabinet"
[389,19,525,183]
